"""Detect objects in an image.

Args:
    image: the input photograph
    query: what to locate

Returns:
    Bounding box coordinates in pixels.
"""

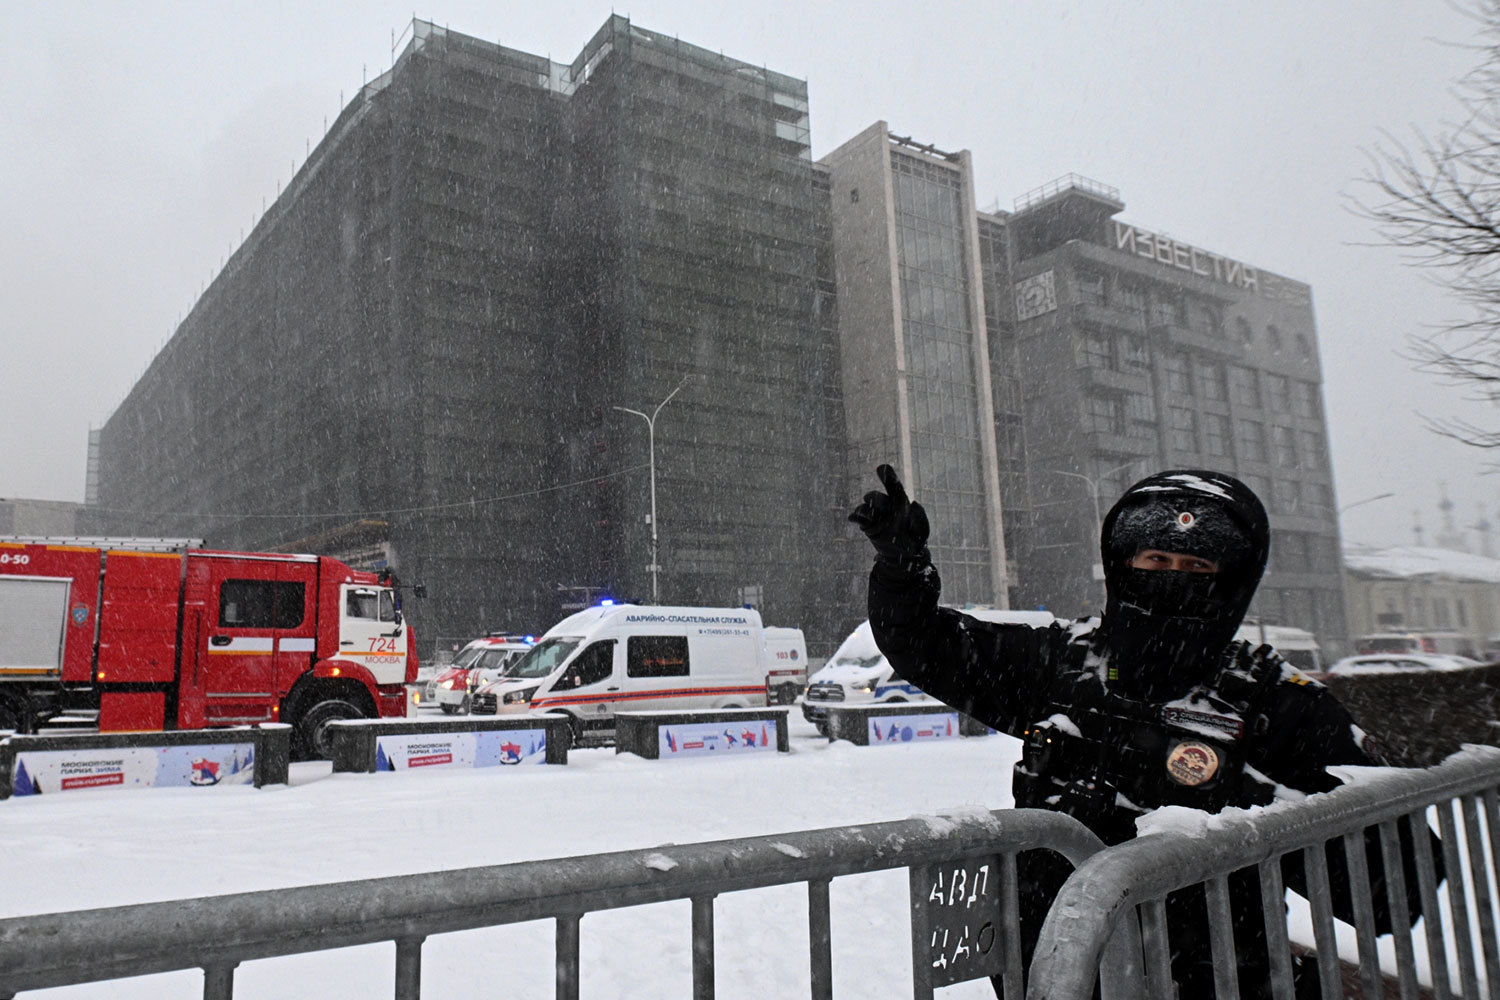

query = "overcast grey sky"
[1,1,1489,549]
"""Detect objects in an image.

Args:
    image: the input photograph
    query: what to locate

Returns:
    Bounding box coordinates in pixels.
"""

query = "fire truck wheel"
[295,698,366,760]
[439,703,458,715]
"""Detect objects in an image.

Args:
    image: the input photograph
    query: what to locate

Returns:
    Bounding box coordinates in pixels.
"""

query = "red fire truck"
[0,536,418,758]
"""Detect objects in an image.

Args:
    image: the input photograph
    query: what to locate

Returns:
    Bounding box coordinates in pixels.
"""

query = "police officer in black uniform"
[849,465,1428,998]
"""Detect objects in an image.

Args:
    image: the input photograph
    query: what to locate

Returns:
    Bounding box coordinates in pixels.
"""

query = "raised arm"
[850,465,1056,735]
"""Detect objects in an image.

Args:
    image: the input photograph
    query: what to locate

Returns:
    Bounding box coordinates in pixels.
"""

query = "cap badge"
[1177,511,1196,528]
[1166,740,1220,786]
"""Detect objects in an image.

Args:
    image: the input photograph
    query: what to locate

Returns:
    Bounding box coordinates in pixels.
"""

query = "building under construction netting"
[94,17,857,653]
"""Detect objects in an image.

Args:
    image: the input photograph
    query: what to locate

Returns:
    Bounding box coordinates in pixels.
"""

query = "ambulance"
[474,604,795,745]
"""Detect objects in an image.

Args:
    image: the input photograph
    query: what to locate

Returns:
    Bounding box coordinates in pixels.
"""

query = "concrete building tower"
[820,123,1010,608]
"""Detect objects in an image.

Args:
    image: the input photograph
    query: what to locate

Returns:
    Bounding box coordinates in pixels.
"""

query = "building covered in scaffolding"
[93,18,855,651]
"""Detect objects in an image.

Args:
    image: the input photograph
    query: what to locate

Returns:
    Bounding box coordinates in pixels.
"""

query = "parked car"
[1354,631,1480,660]
[1324,653,1475,678]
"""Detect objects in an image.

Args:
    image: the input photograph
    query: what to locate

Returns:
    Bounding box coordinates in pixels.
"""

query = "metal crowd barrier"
[6,748,1498,999]
[0,808,1111,999]
[1029,745,1500,1000]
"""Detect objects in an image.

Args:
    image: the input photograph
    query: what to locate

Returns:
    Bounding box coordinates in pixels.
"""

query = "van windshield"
[509,637,582,679]
[831,654,884,669]
[451,646,485,669]
[475,648,519,672]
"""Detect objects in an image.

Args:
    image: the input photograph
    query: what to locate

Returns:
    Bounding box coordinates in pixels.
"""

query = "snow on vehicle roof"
[1343,544,1500,583]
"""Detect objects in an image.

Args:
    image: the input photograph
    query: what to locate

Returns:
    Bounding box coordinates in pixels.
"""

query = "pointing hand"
[848,464,931,571]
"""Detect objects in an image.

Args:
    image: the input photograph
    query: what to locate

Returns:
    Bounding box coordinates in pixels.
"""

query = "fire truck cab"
[0,537,418,758]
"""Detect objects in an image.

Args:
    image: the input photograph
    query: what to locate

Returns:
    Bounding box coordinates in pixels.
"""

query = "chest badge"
[1166,740,1220,786]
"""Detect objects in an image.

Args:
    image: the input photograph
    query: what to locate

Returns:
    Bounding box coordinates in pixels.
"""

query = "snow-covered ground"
[4,713,1487,998]
[3,715,1022,999]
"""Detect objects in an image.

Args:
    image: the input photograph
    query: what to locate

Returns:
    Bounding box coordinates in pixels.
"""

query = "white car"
[1324,653,1475,678]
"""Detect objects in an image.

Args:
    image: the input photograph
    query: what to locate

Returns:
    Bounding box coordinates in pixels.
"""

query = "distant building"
[995,176,1347,646]
[0,499,81,536]
[821,124,1010,607]
[1344,545,1500,656]
[93,18,854,653]
[88,19,1350,657]
[821,145,1346,643]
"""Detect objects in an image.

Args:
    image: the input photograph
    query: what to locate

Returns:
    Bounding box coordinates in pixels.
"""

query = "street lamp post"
[1049,460,1143,580]
[614,378,688,605]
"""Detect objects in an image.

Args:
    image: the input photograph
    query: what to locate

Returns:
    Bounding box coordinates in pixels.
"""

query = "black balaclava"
[1095,470,1270,700]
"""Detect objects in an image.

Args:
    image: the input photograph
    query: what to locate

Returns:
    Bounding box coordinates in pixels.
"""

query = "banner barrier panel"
[615,708,790,760]
[0,725,290,799]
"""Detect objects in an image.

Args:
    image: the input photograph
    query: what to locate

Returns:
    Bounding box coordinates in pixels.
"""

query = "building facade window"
[1186,301,1219,337]
[1276,532,1310,572]
[1196,360,1226,401]
[1150,293,1181,329]
[1125,392,1156,438]
[1272,478,1298,514]
[1301,480,1330,511]
[1076,270,1106,307]
[1272,425,1297,467]
[1113,281,1146,319]
[1237,419,1267,462]
[1296,429,1321,467]
[1230,366,1260,408]
[1168,406,1197,452]
[1085,395,1123,435]
[1264,373,1291,412]
[1202,412,1231,456]
[1292,381,1321,419]
[1120,335,1150,373]
[1164,352,1193,395]
[1234,316,1254,347]
[1266,324,1284,353]
[1081,331,1113,369]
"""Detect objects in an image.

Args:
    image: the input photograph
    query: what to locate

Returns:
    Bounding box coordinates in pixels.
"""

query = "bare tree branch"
[1351,1,1500,451]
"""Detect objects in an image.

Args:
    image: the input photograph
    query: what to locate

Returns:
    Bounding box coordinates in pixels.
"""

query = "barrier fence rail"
[0,808,1113,1000]
[3,748,1499,999]
[1030,745,1500,1000]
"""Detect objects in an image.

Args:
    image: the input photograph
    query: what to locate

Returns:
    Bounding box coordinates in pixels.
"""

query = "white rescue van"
[802,610,1056,735]
[1235,623,1323,675]
[482,605,784,744]
[763,626,809,704]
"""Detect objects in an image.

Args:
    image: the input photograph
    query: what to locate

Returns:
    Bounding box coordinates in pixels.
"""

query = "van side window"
[628,636,689,678]
[558,641,614,689]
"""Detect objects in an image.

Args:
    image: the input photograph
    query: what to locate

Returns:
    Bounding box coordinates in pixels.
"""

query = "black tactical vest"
[1012,637,1283,846]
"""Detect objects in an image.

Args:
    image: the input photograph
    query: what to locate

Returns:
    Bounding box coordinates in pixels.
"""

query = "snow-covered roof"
[1343,545,1500,584]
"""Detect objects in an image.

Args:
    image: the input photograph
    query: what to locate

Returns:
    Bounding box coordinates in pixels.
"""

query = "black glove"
[848,464,931,572]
